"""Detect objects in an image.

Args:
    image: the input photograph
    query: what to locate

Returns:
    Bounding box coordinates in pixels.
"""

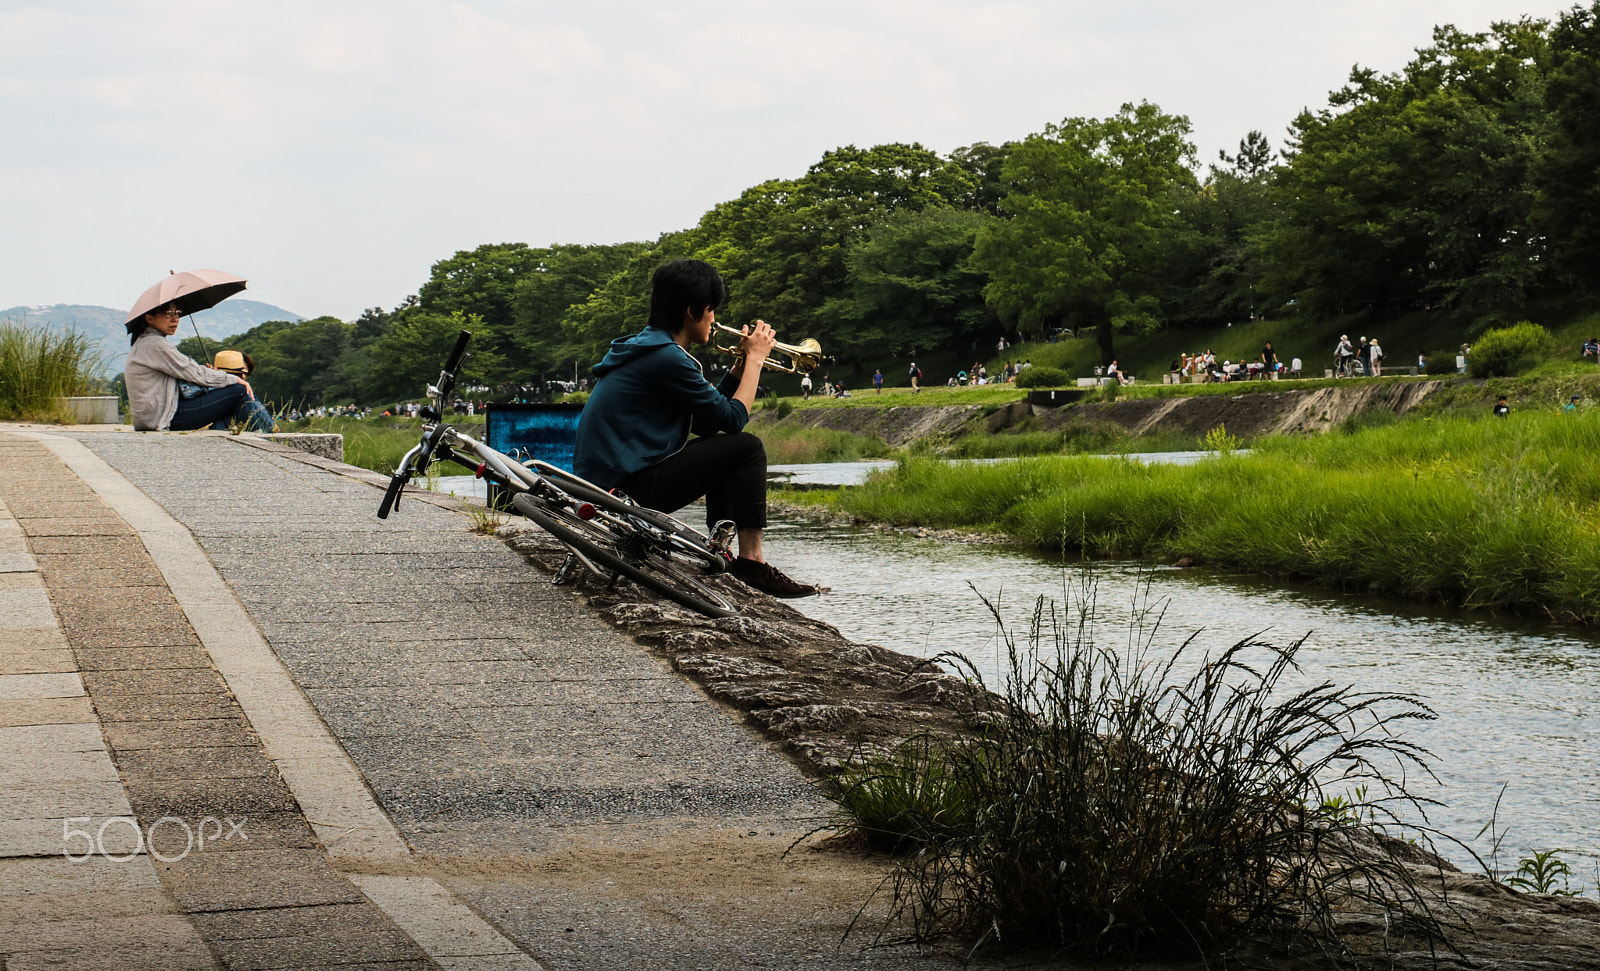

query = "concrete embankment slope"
[751,381,1449,445]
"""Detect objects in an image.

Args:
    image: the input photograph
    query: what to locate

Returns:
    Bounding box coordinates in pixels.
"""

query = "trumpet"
[712,323,823,375]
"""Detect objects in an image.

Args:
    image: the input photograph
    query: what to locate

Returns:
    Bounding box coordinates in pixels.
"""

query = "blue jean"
[170,384,274,432]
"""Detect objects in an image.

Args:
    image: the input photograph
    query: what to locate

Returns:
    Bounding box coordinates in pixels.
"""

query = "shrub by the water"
[1424,350,1460,375]
[1014,366,1071,388]
[1468,321,1555,377]
[834,586,1447,960]
[0,323,102,421]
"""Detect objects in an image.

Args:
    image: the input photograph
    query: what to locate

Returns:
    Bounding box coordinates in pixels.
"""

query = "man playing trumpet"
[572,259,820,598]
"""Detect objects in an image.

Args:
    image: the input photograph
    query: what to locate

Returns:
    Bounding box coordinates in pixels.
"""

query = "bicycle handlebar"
[445,330,472,374]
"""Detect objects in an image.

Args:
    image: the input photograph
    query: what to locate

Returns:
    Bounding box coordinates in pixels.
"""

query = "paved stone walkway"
[0,432,454,969]
[1,429,962,971]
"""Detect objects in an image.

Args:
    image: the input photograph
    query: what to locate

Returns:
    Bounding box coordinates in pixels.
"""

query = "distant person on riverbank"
[800,372,812,399]
[909,362,921,392]
[1567,394,1581,414]
[1334,335,1355,375]
[1494,396,1510,417]
[125,304,274,432]
[873,370,883,394]
[1261,342,1279,376]
[571,258,818,598]
[1369,337,1384,376]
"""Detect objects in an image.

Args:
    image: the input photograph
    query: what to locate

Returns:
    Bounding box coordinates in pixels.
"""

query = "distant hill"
[0,300,306,375]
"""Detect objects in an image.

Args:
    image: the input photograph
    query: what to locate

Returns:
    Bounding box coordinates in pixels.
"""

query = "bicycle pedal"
[552,554,580,585]
[709,519,737,555]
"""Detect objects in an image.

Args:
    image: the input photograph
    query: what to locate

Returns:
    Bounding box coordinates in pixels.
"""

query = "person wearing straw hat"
[213,349,253,378]
[125,304,274,432]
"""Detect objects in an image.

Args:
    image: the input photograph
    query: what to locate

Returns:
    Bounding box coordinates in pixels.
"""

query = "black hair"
[126,301,173,343]
[647,259,726,333]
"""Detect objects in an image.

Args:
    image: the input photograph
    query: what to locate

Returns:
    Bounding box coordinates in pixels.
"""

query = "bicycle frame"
[376,330,738,615]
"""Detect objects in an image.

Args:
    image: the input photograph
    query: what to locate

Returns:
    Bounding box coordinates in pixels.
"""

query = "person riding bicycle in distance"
[572,259,820,598]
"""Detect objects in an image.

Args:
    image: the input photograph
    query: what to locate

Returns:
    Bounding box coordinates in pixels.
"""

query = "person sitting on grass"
[571,258,820,599]
[125,304,274,432]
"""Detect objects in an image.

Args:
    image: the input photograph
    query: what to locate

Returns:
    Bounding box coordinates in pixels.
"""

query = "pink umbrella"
[124,269,247,327]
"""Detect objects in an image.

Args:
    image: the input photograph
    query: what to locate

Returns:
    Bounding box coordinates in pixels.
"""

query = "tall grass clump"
[0,323,102,420]
[836,587,1450,961]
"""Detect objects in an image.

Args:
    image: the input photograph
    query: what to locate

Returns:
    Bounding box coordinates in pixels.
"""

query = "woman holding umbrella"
[123,270,275,431]
[125,303,274,432]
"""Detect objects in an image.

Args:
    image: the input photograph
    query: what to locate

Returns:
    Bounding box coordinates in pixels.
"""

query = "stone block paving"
[74,434,829,861]
[0,434,436,971]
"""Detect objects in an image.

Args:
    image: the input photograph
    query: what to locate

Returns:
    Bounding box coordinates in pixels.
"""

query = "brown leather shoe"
[729,558,820,598]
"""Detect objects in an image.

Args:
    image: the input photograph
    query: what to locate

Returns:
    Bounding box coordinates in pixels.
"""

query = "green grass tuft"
[0,322,104,421]
[831,584,1449,960]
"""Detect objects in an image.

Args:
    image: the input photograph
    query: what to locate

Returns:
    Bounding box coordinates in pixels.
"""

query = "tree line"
[184,6,1600,407]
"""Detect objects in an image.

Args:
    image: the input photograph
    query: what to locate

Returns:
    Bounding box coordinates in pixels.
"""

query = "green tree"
[1263,21,1550,318]
[508,241,652,378]
[182,316,353,408]
[559,233,694,372]
[706,143,980,362]
[1535,2,1600,292]
[366,310,501,401]
[826,207,1000,356]
[1174,132,1279,325]
[948,141,1014,217]
[415,243,542,383]
[972,102,1199,364]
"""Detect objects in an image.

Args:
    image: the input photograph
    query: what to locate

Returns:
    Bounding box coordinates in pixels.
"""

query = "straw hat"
[213,350,249,375]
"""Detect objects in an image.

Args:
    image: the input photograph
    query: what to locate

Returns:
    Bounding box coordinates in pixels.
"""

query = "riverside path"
[0,426,1040,971]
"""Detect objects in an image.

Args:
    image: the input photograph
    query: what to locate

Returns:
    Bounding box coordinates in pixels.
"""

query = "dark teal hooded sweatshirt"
[572,325,748,488]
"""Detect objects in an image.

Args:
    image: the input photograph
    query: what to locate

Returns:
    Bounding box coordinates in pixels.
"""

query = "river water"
[436,461,1600,886]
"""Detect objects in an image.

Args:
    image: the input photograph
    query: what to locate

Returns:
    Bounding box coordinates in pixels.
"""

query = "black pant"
[170,385,271,431]
[618,432,767,531]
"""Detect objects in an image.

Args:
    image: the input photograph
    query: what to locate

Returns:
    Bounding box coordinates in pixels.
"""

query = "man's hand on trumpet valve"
[732,319,776,376]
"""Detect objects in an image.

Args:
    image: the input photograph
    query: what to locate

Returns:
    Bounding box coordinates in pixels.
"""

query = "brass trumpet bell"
[713,323,822,375]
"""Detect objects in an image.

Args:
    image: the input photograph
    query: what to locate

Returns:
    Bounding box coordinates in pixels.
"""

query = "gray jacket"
[125,333,241,431]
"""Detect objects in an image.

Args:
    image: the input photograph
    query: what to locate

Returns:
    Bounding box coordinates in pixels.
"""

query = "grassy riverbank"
[837,408,1600,622]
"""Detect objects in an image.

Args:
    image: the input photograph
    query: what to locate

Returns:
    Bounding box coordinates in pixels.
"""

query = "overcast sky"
[0,0,1570,321]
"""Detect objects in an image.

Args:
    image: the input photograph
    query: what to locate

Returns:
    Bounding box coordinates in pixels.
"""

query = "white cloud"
[0,0,1576,318]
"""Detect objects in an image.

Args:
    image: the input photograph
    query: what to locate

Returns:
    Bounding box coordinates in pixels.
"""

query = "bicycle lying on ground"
[376,330,740,617]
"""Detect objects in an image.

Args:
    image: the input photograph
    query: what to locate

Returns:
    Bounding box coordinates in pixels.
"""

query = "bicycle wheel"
[513,495,737,618]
